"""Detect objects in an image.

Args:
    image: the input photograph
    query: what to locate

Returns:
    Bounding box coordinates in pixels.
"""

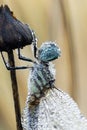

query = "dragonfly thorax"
[28,62,55,98]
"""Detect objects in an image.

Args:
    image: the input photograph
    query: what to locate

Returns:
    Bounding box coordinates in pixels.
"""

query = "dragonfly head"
[38,41,61,63]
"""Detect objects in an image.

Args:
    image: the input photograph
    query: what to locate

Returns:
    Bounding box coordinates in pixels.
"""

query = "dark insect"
[0,5,37,70]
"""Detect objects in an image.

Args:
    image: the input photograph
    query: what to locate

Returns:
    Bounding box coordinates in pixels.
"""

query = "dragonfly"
[1,6,87,129]
[21,41,87,130]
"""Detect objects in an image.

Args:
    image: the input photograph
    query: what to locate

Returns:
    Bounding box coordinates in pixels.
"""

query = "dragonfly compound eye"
[38,41,61,62]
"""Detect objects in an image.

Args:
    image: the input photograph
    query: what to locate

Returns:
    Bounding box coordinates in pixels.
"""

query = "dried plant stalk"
[8,50,23,130]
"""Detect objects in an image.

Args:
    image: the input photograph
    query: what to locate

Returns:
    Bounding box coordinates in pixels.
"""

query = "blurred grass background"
[0,0,87,130]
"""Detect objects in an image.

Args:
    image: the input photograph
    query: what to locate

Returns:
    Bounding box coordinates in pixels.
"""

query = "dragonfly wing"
[22,87,87,130]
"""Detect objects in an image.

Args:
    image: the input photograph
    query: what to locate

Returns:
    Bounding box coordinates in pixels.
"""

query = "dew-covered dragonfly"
[1,6,87,130]
[20,42,87,130]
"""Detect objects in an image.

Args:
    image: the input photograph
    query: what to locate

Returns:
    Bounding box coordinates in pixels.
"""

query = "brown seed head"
[0,5,34,52]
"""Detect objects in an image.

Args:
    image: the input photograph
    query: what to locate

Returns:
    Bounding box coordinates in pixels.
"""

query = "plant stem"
[7,50,23,130]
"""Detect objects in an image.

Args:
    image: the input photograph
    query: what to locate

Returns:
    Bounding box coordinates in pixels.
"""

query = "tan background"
[0,0,87,130]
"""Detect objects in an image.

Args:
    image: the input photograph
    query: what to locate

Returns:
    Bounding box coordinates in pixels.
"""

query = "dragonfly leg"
[18,48,35,62]
[1,52,31,70]
[32,30,38,59]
